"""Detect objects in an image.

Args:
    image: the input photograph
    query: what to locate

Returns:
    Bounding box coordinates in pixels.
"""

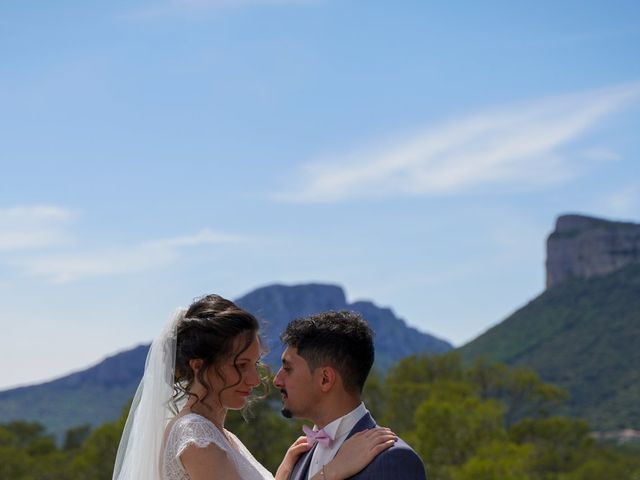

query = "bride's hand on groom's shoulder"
[275,436,312,480]
[325,427,397,480]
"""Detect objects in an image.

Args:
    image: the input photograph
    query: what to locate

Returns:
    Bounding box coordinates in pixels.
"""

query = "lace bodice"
[162,413,274,480]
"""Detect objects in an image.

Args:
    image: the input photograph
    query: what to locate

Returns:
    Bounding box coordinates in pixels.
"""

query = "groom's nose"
[273,368,284,387]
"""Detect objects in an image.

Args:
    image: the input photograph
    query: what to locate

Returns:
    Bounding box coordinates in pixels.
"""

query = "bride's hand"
[275,436,312,480]
[323,427,397,479]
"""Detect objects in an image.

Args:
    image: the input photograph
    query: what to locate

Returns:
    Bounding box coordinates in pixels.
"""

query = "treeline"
[1,353,639,479]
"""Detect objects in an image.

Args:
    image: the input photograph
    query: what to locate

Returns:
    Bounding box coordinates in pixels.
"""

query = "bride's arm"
[181,443,243,480]
[311,428,397,480]
[275,436,311,480]
[275,428,396,480]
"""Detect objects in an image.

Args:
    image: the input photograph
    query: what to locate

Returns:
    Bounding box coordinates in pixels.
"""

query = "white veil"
[113,308,187,480]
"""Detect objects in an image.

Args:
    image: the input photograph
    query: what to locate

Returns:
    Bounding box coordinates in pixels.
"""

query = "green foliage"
[0,422,75,480]
[414,388,506,475]
[361,368,386,421]
[70,410,127,480]
[509,417,593,478]
[63,424,91,451]
[469,359,568,426]
[450,441,534,480]
[380,354,640,480]
[557,445,640,480]
[381,353,464,434]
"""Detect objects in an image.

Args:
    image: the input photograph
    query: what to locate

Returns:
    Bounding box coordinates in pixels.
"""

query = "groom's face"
[273,346,318,419]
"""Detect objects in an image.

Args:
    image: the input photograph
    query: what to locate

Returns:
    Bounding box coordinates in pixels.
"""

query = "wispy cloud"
[0,206,245,283]
[0,206,75,251]
[149,229,244,248]
[277,83,640,203]
[16,229,245,283]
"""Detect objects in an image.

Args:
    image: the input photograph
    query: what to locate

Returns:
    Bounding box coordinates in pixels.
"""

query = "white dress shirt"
[307,403,369,479]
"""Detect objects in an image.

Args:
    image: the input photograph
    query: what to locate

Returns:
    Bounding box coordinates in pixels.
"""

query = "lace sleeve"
[163,414,274,480]
[171,415,229,459]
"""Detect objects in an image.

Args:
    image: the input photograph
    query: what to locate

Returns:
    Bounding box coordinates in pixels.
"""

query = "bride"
[112,294,395,480]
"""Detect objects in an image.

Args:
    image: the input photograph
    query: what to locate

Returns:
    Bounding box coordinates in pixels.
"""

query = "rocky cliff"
[546,214,640,289]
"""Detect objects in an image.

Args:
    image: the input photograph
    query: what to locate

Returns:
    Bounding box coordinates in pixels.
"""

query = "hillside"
[459,263,640,430]
[0,283,450,438]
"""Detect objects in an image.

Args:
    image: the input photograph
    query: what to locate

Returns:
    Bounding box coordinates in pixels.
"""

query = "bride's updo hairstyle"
[173,294,267,409]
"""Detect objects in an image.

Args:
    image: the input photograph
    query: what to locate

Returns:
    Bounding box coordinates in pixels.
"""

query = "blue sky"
[1,0,639,390]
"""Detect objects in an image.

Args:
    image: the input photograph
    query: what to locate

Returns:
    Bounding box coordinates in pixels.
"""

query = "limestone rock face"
[546,214,640,288]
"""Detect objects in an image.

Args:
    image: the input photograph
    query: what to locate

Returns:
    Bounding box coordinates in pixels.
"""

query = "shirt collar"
[314,402,368,441]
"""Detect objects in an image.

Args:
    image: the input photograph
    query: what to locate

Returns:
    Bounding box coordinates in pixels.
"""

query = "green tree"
[383,353,464,434]
[72,406,127,480]
[362,368,386,421]
[509,416,593,479]
[450,441,534,480]
[63,424,92,451]
[413,382,506,479]
[468,358,568,426]
[0,422,73,480]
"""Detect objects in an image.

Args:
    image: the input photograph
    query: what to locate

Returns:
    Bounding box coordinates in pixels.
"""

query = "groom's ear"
[318,366,337,393]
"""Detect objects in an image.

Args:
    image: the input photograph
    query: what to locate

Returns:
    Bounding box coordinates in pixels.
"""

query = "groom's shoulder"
[380,436,423,463]
[354,436,427,480]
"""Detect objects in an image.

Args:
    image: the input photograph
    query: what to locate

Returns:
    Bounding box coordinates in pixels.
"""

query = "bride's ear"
[189,359,204,374]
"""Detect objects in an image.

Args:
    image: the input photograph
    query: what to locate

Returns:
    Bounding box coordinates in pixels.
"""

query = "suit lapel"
[291,443,316,480]
[342,413,378,480]
[292,412,377,480]
[344,412,377,441]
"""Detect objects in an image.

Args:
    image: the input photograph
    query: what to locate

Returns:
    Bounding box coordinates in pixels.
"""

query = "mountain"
[235,283,452,370]
[546,214,640,288]
[460,214,640,430]
[0,283,451,438]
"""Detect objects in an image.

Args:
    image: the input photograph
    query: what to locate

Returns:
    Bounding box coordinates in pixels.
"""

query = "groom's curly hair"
[173,294,269,415]
[281,311,375,394]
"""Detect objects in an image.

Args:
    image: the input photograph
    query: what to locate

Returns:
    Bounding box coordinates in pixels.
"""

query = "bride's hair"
[173,294,268,411]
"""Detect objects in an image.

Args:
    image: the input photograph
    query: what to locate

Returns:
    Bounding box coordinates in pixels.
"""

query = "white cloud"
[149,229,245,248]
[277,83,640,203]
[0,207,245,282]
[17,229,245,284]
[0,206,75,251]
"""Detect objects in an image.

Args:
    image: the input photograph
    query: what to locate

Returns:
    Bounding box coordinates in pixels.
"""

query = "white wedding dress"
[163,413,275,480]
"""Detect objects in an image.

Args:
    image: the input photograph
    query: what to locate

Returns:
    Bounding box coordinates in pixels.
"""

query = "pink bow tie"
[303,425,332,447]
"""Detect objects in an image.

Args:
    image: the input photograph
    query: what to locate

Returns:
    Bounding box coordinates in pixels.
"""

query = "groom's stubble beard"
[280,388,293,418]
[281,407,292,418]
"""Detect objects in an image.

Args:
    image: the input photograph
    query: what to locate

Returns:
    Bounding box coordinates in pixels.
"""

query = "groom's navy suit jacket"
[289,412,427,480]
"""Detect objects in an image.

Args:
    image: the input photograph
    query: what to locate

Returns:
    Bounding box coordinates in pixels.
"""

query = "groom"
[273,311,427,479]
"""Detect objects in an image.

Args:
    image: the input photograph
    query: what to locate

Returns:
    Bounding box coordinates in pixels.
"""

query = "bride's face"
[205,335,262,410]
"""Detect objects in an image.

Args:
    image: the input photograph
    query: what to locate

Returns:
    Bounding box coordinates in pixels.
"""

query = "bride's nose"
[245,365,260,386]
